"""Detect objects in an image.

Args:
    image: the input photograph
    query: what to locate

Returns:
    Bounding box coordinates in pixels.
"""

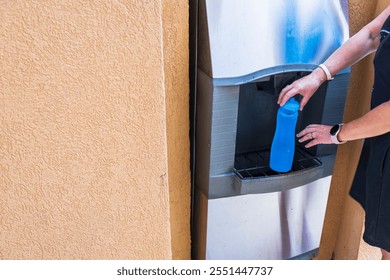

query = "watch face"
[330,124,340,136]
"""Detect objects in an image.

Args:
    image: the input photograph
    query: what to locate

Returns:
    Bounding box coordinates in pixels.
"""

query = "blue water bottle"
[270,98,300,172]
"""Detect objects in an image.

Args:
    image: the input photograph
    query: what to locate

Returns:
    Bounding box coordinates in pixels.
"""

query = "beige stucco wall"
[318,0,389,259]
[162,0,191,260]
[0,0,190,259]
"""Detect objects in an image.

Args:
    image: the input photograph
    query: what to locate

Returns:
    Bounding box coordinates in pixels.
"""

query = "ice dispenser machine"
[191,0,350,259]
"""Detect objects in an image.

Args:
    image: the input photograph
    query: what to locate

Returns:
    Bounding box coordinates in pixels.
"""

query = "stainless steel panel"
[200,0,349,79]
[205,176,331,260]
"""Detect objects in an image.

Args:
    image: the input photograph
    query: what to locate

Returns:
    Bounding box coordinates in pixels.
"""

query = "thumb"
[299,96,309,111]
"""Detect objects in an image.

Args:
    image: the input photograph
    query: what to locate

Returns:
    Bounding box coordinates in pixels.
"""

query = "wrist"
[330,123,347,144]
[312,67,328,85]
[337,124,347,143]
[318,63,334,81]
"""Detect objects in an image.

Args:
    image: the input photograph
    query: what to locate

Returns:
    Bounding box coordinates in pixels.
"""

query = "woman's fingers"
[277,84,292,104]
[296,124,333,147]
[300,95,311,111]
[278,87,298,107]
[278,74,321,109]
[296,124,319,137]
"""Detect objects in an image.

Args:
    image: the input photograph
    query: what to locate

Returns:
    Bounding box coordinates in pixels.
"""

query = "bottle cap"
[283,98,299,112]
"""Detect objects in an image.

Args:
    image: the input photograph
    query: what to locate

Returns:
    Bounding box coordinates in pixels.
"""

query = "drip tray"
[234,147,322,179]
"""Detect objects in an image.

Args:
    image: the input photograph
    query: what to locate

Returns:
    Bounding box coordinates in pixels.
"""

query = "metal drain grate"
[234,147,322,179]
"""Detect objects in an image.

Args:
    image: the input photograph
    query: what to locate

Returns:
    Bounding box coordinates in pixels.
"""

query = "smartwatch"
[330,124,346,144]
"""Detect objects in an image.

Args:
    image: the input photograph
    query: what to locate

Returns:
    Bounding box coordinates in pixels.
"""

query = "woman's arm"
[339,101,390,142]
[297,101,390,148]
[278,5,390,110]
[322,6,390,78]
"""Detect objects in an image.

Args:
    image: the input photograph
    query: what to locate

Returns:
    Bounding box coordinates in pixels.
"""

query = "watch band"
[330,124,346,144]
[319,64,334,81]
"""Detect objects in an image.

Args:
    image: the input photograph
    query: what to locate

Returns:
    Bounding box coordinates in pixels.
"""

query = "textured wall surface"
[0,0,178,259]
[162,1,191,260]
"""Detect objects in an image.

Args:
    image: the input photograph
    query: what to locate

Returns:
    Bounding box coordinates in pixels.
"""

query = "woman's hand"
[278,68,326,111]
[297,124,333,148]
